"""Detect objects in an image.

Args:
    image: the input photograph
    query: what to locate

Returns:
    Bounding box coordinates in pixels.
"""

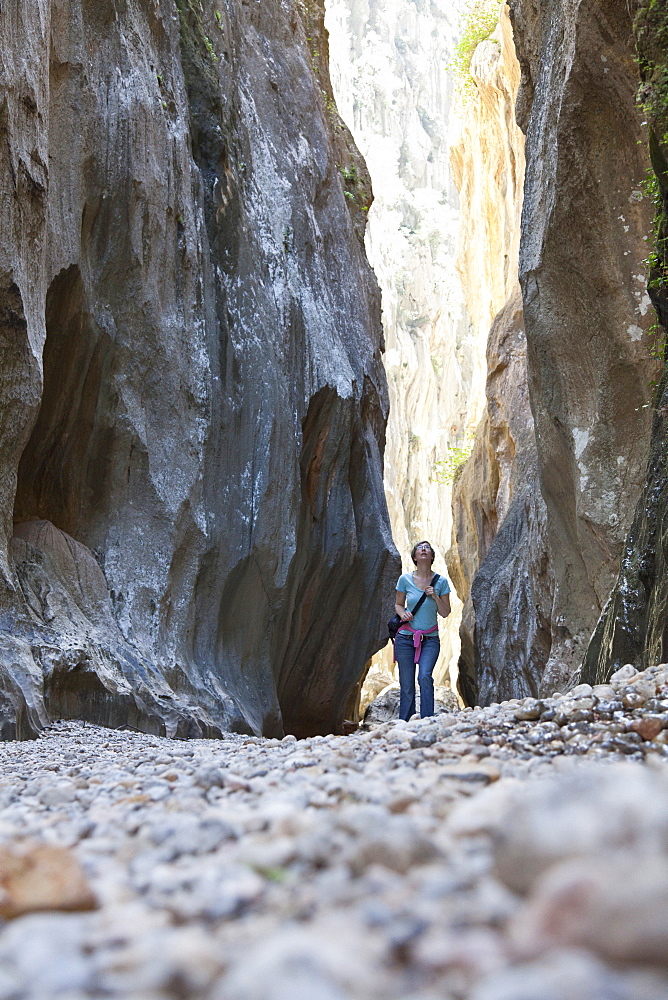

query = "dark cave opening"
[13,264,114,539]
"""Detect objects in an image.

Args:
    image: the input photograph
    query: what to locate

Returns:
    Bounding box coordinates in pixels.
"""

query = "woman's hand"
[400,609,413,622]
[425,586,435,597]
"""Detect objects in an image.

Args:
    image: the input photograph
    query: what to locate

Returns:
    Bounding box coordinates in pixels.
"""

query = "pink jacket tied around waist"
[393,623,439,663]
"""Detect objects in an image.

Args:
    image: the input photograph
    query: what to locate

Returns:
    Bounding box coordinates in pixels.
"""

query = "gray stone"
[194,766,228,790]
[610,665,641,686]
[514,700,543,722]
[37,779,78,807]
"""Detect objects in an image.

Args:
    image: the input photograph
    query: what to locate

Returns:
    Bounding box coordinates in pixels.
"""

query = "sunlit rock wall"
[445,6,537,705]
[509,0,658,695]
[325,0,487,703]
[0,0,399,739]
[449,8,524,388]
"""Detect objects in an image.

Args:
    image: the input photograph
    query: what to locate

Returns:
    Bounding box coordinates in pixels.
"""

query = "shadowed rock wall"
[504,0,658,695]
[0,0,398,739]
[448,0,659,705]
[583,0,668,683]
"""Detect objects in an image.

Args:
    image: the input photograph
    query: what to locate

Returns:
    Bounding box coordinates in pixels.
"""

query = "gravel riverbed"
[1,664,668,999]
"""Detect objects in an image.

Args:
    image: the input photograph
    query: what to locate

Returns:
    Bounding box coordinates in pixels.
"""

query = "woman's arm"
[435,591,451,618]
[395,590,413,622]
[425,585,451,618]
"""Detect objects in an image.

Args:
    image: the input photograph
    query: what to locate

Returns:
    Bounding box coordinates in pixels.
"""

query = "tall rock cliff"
[325,0,489,702]
[507,0,658,695]
[448,0,658,705]
[0,0,399,739]
[583,0,668,683]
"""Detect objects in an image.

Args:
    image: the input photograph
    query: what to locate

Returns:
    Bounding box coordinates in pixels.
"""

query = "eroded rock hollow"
[0,0,399,739]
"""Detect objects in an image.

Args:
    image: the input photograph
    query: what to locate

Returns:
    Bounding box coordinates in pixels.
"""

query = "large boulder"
[363,682,459,726]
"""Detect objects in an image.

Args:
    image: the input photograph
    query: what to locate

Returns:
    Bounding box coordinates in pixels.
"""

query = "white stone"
[610,664,639,685]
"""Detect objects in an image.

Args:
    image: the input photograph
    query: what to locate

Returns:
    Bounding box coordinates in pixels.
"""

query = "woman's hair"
[411,540,435,565]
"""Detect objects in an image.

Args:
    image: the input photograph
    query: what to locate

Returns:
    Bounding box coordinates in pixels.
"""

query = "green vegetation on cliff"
[637,0,668,351]
[451,0,503,99]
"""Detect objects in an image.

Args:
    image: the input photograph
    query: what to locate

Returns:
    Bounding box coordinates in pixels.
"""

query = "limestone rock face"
[0,0,398,738]
[449,8,524,382]
[508,0,658,692]
[446,5,550,705]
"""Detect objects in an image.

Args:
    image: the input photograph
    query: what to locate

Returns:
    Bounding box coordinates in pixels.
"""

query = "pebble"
[609,664,639,685]
[0,665,667,997]
[513,699,542,721]
[470,948,667,1000]
[630,716,664,740]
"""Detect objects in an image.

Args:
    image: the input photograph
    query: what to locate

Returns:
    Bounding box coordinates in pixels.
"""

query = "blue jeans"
[395,632,440,720]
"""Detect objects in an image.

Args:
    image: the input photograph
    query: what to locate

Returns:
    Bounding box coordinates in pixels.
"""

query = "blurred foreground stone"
[0,843,97,919]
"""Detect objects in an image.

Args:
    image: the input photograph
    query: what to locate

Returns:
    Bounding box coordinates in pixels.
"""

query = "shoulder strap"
[410,574,440,614]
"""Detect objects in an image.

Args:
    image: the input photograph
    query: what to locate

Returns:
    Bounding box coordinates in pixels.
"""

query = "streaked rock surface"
[0,0,398,739]
[509,0,658,692]
[583,0,668,685]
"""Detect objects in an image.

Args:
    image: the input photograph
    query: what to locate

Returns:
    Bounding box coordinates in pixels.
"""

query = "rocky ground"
[1,665,668,999]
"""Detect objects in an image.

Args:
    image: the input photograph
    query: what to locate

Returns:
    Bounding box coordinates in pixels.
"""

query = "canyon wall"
[445,5,549,706]
[0,0,399,739]
[508,0,658,695]
[448,0,658,705]
[583,0,668,683]
[325,0,488,702]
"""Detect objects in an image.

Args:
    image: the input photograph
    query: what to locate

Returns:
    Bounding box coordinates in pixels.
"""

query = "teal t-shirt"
[396,572,450,634]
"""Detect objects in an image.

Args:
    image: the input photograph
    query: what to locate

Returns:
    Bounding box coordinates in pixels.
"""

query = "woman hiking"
[394,540,451,720]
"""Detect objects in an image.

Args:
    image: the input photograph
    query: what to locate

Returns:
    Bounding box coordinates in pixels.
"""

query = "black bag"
[388,574,440,641]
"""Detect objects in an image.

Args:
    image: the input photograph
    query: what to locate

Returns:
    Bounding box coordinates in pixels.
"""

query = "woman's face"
[414,542,434,564]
